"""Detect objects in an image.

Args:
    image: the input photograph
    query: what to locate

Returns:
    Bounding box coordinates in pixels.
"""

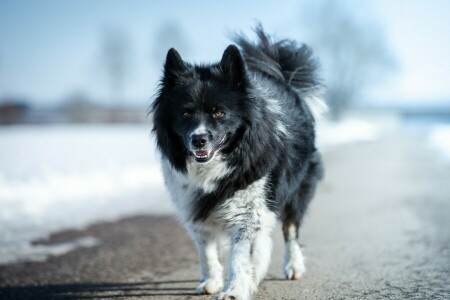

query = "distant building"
[0,100,30,124]
[0,96,149,125]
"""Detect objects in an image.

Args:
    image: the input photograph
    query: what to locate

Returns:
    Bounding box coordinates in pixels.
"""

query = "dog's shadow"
[0,278,287,299]
[0,280,202,299]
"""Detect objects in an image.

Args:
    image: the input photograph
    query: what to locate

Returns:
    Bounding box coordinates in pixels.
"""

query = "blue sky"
[0,0,449,107]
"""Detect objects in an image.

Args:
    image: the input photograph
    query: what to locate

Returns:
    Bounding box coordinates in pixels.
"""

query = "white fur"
[161,158,277,300]
[283,224,306,280]
[186,154,232,193]
[191,228,224,294]
[160,153,231,220]
[215,176,276,300]
[252,72,327,121]
[191,123,208,136]
[303,92,328,120]
[161,159,226,295]
[252,226,274,285]
[251,74,289,141]
[160,158,193,223]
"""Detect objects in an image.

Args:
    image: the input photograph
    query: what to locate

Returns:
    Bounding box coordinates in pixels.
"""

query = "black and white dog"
[152,27,324,300]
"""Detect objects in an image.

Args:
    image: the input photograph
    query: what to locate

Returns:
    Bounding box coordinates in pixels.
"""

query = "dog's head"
[154,45,251,165]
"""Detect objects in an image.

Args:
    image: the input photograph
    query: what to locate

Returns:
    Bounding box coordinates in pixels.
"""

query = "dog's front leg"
[251,221,275,286]
[218,227,257,300]
[190,228,224,294]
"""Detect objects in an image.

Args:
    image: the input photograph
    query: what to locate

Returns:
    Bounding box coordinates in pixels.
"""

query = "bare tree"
[300,0,396,119]
[151,21,190,66]
[99,28,131,110]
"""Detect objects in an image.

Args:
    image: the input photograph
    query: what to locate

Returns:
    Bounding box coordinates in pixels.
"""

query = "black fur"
[152,26,324,224]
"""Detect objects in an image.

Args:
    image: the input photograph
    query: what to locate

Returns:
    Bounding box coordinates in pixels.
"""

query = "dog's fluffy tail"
[233,25,327,118]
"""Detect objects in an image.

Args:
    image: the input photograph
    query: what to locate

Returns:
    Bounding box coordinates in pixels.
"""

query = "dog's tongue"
[194,150,210,156]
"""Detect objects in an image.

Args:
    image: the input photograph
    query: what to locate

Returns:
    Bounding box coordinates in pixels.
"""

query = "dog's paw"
[216,291,246,300]
[284,240,306,280]
[196,278,223,294]
[283,260,305,280]
[216,286,254,300]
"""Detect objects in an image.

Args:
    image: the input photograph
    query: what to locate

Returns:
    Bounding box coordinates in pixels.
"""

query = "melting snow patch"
[1,236,100,264]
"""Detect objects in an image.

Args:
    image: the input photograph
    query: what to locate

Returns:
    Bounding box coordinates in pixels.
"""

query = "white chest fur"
[185,154,231,193]
[161,155,272,227]
[160,154,231,223]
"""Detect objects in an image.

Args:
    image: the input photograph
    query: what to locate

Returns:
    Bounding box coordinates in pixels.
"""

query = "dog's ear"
[220,45,246,89]
[163,48,188,87]
[165,48,186,72]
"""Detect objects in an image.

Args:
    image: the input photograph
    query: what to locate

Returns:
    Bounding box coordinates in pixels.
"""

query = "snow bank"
[429,125,450,164]
[316,119,382,150]
[0,124,173,263]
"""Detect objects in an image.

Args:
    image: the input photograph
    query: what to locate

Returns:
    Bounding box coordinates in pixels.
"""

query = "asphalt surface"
[1,135,449,299]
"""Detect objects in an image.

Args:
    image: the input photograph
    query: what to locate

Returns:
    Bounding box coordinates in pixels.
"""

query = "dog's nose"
[191,134,208,148]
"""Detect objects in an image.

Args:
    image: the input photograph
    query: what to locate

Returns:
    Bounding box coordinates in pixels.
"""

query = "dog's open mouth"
[193,150,214,163]
[190,134,229,163]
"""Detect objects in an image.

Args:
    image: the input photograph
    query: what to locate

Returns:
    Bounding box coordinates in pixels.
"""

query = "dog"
[152,26,324,300]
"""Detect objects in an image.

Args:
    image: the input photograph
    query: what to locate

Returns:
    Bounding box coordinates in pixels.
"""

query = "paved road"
[1,136,449,299]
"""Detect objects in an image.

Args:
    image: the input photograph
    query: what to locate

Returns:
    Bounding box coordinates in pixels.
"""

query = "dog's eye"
[213,111,224,118]
[183,112,192,118]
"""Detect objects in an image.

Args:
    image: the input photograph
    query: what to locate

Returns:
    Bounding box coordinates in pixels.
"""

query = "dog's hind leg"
[281,219,305,280]
[282,152,323,280]
[189,227,224,294]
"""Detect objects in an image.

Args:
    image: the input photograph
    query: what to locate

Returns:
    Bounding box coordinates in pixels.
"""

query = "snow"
[429,125,450,164]
[0,120,386,264]
[0,124,173,263]
[316,119,382,150]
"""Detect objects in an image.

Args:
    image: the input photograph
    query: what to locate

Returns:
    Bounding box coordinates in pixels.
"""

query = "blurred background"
[0,0,449,264]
